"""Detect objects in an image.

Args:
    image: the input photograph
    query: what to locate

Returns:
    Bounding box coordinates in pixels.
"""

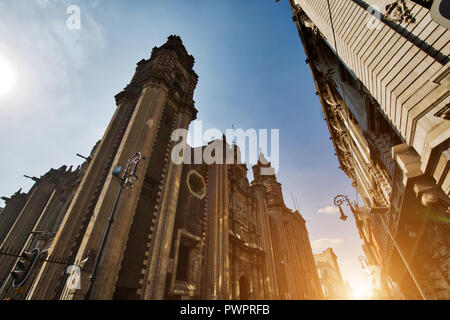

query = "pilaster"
[141,108,194,300]
[203,162,230,299]
[251,183,278,299]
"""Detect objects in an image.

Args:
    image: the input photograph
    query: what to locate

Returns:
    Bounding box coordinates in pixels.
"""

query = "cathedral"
[0,36,322,300]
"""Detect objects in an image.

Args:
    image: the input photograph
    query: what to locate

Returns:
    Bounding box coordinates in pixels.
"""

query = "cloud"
[0,0,106,94]
[0,0,107,202]
[317,206,339,215]
[311,238,345,251]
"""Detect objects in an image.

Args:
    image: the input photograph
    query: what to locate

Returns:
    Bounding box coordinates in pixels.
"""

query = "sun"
[351,282,373,300]
[0,56,15,96]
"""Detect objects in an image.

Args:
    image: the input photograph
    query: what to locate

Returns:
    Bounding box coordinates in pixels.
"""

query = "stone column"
[252,264,260,299]
[252,183,278,299]
[141,108,194,300]
[249,271,255,299]
[268,206,288,299]
[257,265,265,298]
[204,162,230,299]
[233,248,239,299]
[220,161,230,299]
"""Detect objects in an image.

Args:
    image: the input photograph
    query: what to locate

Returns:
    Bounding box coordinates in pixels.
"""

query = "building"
[0,159,93,299]
[314,248,348,299]
[253,154,323,299]
[286,0,450,299]
[0,36,322,300]
[0,189,27,245]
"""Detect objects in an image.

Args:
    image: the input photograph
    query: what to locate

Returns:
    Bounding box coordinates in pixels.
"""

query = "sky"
[0,0,370,296]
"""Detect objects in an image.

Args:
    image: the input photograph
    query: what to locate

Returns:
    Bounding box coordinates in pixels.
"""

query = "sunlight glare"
[352,282,373,300]
[0,56,15,96]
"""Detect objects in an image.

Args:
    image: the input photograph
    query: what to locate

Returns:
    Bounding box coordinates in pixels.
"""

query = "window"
[176,245,190,282]
[186,170,206,199]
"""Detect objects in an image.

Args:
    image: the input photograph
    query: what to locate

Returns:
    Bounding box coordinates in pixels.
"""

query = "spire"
[258,149,270,166]
[252,150,276,180]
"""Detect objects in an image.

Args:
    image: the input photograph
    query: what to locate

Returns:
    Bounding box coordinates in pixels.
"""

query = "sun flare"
[352,282,373,300]
[0,56,15,96]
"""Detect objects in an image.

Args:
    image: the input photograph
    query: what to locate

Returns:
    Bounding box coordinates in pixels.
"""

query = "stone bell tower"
[28,36,198,300]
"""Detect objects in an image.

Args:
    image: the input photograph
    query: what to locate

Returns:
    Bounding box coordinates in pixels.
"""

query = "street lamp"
[332,194,427,300]
[333,194,355,221]
[85,152,142,300]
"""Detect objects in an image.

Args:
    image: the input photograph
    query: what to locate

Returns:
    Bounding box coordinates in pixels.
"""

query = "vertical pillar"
[258,266,265,298]
[234,249,239,299]
[252,183,278,299]
[252,264,260,299]
[203,161,230,299]
[142,109,194,300]
[221,161,230,299]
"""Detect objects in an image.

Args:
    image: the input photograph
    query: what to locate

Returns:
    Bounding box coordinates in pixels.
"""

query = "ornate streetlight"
[332,194,427,300]
[85,152,142,299]
[333,194,355,221]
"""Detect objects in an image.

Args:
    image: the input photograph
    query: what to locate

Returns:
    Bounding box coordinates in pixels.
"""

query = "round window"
[186,170,206,200]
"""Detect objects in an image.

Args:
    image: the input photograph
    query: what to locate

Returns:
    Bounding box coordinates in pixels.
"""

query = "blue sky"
[0,0,368,293]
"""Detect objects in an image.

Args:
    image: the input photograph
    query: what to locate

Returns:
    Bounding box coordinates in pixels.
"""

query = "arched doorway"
[239,276,250,300]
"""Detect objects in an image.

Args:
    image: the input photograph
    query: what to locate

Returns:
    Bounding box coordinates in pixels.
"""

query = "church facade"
[0,36,322,300]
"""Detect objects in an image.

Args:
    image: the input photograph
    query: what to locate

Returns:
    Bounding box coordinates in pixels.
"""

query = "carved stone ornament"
[233,194,247,220]
[385,0,416,24]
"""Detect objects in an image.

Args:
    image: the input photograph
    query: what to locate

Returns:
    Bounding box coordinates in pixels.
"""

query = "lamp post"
[85,152,142,300]
[333,195,354,221]
[333,195,427,300]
